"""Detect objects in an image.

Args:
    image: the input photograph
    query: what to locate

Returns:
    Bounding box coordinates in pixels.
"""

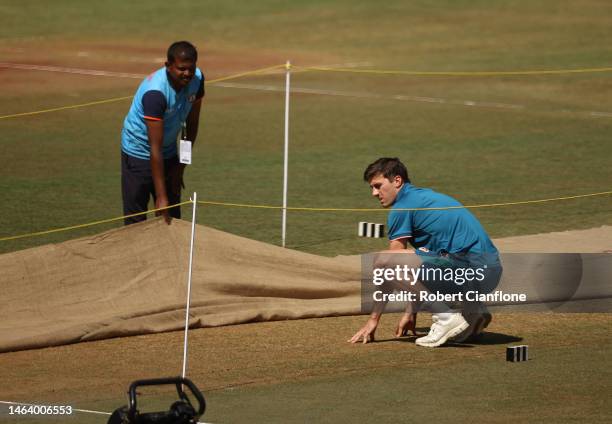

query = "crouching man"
[349,157,502,347]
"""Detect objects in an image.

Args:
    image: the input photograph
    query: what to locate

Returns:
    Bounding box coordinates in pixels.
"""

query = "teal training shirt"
[121,67,204,160]
[387,184,499,262]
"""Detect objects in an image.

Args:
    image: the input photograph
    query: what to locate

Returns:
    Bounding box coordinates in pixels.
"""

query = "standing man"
[349,157,502,347]
[121,41,204,225]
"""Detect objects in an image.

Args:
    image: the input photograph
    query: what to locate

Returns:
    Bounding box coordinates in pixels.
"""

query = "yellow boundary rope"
[206,63,285,84]
[0,64,286,120]
[0,96,135,120]
[1,61,610,241]
[197,191,612,211]
[0,201,192,242]
[296,65,612,77]
[1,191,609,243]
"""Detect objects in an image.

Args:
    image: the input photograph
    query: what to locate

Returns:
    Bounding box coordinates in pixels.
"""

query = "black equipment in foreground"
[108,377,205,424]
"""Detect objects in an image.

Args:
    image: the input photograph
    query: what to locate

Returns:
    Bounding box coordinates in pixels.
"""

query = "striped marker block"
[358,222,385,238]
[506,345,529,362]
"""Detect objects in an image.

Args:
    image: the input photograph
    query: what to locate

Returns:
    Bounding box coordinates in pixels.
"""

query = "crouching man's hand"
[395,312,417,337]
[348,315,380,344]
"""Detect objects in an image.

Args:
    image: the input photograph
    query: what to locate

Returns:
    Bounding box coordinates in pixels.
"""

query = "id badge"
[179,139,192,165]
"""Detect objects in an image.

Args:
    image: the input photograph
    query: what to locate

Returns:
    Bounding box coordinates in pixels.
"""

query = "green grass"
[201,346,611,423]
[1,1,611,255]
[1,5,610,422]
[4,314,609,424]
[3,1,612,67]
[17,346,607,424]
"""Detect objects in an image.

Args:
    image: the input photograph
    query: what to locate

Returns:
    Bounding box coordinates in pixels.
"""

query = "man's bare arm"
[388,237,419,336]
[145,119,171,223]
[389,237,409,250]
[185,98,202,144]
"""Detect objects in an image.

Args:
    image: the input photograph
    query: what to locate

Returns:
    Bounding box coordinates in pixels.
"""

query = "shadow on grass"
[374,330,522,348]
[469,331,523,345]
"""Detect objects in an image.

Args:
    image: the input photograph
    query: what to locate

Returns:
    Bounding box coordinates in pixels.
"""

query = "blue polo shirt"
[387,184,499,263]
[121,67,204,160]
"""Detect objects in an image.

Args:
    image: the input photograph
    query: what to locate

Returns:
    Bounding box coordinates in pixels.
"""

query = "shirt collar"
[395,183,414,203]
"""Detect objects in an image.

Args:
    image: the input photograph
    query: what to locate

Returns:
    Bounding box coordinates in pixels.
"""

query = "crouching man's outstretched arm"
[348,238,418,344]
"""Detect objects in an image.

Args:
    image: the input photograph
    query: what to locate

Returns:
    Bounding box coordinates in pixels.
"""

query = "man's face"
[166,56,196,90]
[369,173,403,208]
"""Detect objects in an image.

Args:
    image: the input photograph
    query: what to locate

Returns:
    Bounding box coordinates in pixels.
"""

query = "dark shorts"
[419,252,503,296]
[121,151,181,225]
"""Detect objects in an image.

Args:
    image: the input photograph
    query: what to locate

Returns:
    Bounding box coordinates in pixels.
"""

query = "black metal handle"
[128,376,206,416]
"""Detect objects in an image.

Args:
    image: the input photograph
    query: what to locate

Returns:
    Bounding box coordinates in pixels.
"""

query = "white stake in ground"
[282,60,291,248]
[182,192,198,379]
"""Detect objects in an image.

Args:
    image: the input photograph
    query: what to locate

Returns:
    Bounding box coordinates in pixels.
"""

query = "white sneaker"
[452,310,492,343]
[415,313,469,347]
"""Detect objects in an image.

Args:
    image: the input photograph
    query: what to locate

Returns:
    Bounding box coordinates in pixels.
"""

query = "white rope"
[0,400,214,423]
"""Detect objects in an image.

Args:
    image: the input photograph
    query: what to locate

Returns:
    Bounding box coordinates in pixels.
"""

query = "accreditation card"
[179,139,192,165]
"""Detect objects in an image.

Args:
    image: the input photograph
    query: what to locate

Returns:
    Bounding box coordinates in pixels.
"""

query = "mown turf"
[1,313,610,423]
[1,5,611,420]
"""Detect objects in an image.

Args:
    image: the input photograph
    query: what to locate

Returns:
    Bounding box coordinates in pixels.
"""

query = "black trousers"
[121,151,181,225]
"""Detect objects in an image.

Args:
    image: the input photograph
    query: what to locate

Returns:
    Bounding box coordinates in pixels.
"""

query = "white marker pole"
[282,60,291,248]
[181,192,197,378]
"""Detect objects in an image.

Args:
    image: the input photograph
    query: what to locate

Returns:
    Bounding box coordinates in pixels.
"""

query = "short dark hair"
[167,41,198,63]
[363,157,411,184]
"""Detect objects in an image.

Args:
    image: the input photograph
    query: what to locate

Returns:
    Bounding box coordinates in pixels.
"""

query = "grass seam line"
[0,63,286,120]
[297,65,612,77]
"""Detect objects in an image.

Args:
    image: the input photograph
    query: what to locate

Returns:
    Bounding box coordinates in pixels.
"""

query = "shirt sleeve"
[142,90,167,121]
[387,209,413,241]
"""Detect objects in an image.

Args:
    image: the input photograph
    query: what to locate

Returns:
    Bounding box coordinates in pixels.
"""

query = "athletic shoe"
[415,313,469,348]
[452,310,492,343]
